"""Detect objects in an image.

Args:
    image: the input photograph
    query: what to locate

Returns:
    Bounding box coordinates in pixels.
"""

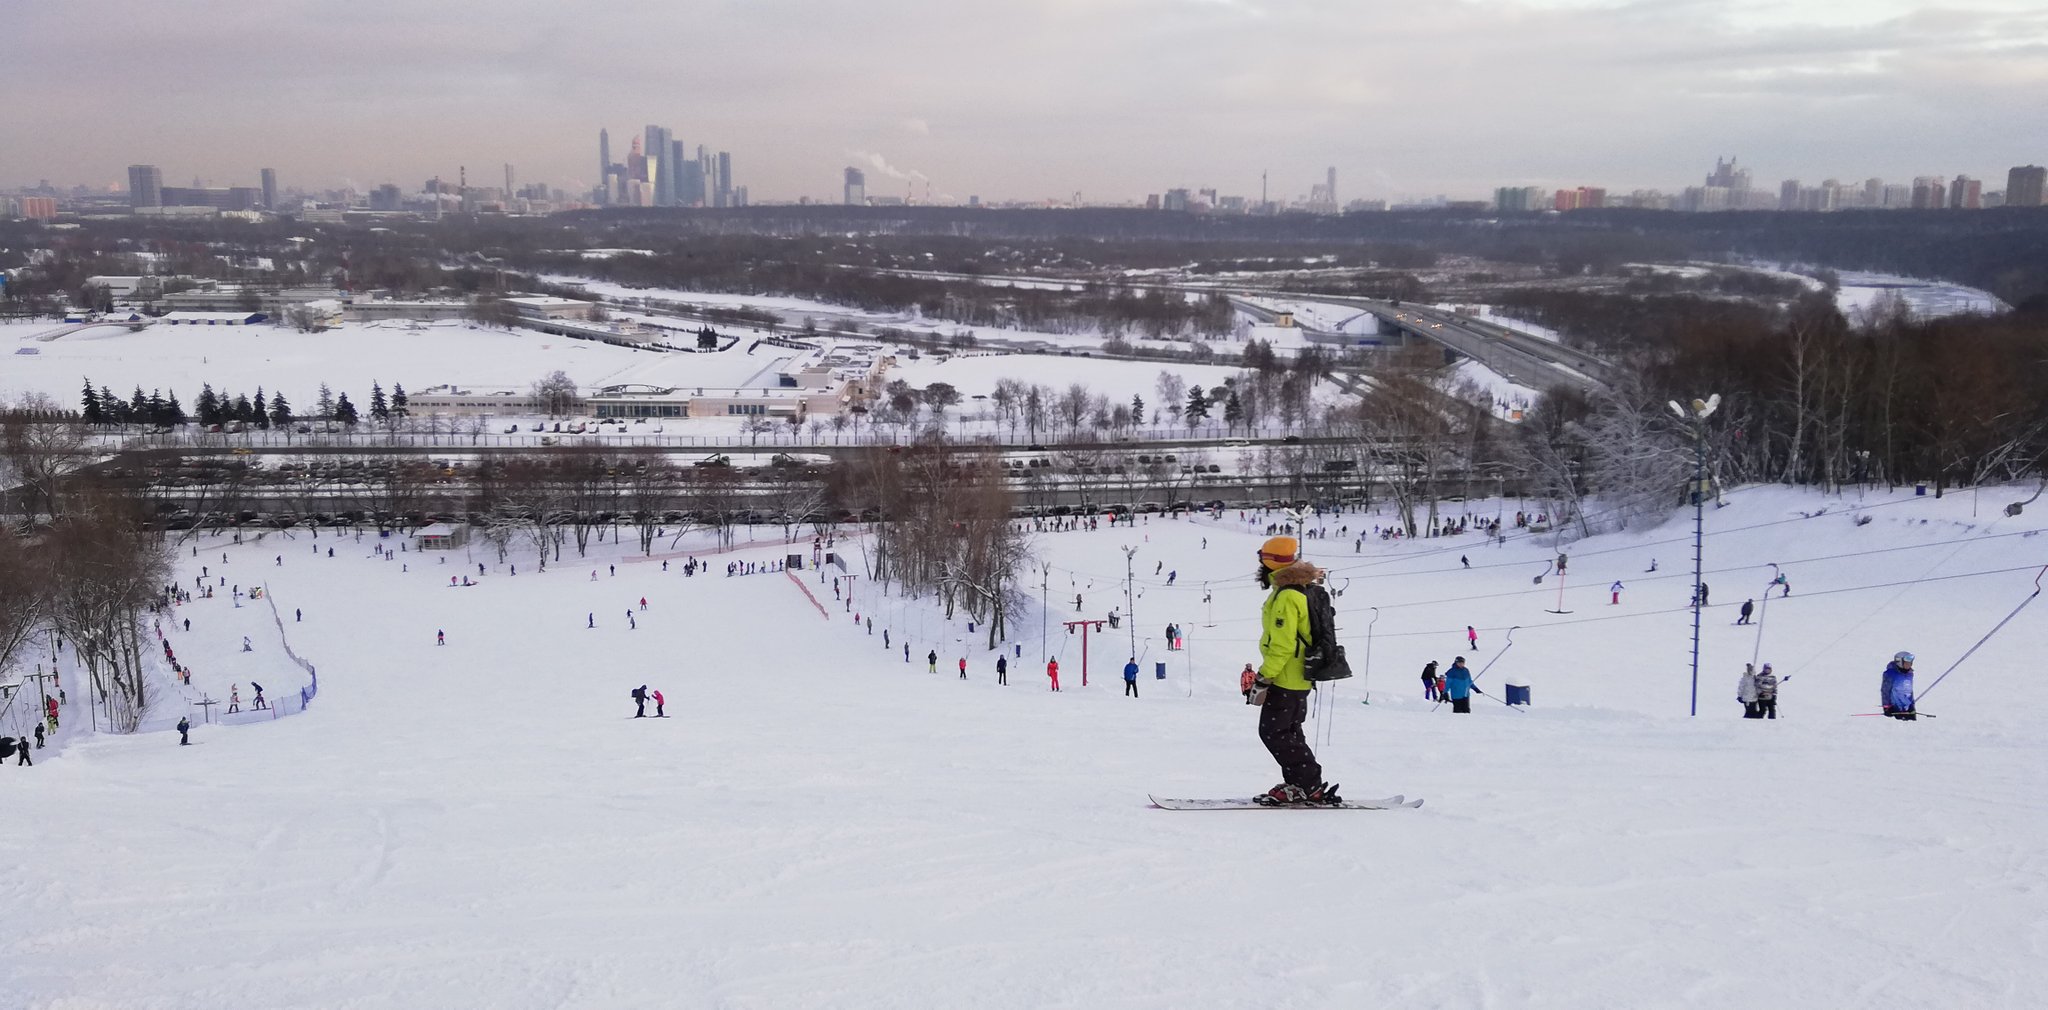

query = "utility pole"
[1120,545,1139,659]
[25,666,55,730]
[1670,395,1720,717]
[1040,562,1052,666]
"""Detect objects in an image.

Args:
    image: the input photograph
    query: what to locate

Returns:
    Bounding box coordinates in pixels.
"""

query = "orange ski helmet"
[1258,536,1300,571]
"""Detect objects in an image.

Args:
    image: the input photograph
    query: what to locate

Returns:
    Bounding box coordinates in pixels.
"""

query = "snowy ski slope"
[4,485,2046,1008]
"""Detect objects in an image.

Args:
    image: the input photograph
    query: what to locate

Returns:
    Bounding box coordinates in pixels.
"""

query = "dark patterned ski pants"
[1258,686,1321,788]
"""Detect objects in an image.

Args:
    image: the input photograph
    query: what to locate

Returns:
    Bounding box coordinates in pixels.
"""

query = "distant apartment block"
[1949,176,1982,210]
[21,197,57,219]
[128,164,163,208]
[844,167,866,206]
[2008,165,2046,208]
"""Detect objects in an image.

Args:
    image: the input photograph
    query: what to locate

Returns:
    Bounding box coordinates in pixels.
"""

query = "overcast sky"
[6,0,2045,203]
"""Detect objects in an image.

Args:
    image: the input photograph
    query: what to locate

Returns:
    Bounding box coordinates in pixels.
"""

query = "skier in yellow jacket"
[1252,536,1339,805]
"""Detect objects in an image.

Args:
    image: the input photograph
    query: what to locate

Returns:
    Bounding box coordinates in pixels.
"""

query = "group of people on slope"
[1736,663,1781,719]
[1732,651,1919,720]
[1417,658,1478,712]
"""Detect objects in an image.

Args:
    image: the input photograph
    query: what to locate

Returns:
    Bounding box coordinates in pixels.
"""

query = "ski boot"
[1306,782,1343,806]
[1254,783,1310,806]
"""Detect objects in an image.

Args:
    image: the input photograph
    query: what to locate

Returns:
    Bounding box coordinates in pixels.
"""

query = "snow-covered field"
[1832,270,2009,320]
[0,320,694,413]
[6,483,2047,1007]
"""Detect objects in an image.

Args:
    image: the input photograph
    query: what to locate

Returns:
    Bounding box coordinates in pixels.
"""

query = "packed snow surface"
[5,485,2047,1008]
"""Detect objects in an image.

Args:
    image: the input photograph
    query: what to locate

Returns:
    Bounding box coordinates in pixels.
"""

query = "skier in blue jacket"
[1123,658,1140,698]
[1881,651,1916,720]
[1444,656,1476,713]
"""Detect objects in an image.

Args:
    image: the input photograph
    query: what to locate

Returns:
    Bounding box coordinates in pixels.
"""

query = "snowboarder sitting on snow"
[1251,536,1340,805]
[631,685,649,718]
[1881,652,1916,720]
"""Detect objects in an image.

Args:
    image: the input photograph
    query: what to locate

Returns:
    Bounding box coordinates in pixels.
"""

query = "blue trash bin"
[1155,662,1167,680]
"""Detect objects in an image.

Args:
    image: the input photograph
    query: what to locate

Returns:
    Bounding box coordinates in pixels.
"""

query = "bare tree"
[530,370,579,418]
[1,394,93,523]
[42,492,170,732]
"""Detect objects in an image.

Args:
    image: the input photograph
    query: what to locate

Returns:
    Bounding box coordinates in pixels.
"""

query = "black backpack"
[1283,583,1352,682]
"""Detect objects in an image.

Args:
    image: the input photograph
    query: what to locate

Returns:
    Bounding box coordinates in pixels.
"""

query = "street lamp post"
[1670,395,1720,717]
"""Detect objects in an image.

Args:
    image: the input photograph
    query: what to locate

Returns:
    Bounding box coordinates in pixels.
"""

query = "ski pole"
[1913,565,2044,706]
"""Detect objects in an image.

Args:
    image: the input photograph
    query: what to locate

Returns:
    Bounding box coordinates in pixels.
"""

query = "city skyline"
[4,0,2046,202]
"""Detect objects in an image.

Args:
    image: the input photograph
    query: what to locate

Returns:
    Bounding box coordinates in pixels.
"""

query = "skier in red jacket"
[1047,658,1060,691]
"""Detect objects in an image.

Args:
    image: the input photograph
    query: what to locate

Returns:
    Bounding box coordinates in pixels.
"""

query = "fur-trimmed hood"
[1270,560,1322,587]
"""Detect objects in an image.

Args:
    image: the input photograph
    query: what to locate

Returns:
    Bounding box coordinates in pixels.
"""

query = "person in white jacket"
[1737,663,1760,719]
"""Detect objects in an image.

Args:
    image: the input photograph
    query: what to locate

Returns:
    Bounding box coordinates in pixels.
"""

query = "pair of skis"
[1150,794,1423,811]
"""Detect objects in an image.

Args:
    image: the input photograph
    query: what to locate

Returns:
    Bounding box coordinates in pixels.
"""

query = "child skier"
[1251,536,1339,805]
[1881,651,1916,720]
[1753,664,1778,719]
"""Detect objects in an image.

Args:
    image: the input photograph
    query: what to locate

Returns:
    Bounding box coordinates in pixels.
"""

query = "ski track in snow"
[4,487,2048,1007]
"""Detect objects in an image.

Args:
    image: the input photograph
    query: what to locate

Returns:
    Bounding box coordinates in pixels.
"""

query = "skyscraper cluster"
[597,126,740,208]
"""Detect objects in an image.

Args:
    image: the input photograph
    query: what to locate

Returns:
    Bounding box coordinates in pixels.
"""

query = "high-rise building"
[1911,176,1947,209]
[844,167,866,205]
[1706,157,1751,192]
[716,152,732,208]
[1779,179,1801,211]
[504,164,515,200]
[1949,176,1981,210]
[598,129,612,204]
[2007,165,2046,208]
[259,167,277,210]
[644,126,673,205]
[681,158,705,206]
[21,196,58,220]
[671,140,687,204]
[1163,188,1190,211]
[128,164,163,209]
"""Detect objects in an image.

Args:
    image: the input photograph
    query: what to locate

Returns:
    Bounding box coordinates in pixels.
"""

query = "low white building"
[502,295,597,320]
[159,311,266,325]
[403,385,576,417]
